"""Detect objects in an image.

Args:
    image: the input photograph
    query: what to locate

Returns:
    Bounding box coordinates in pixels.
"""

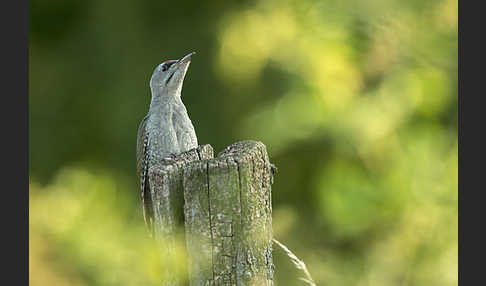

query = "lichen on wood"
[148,144,214,285]
[149,141,274,286]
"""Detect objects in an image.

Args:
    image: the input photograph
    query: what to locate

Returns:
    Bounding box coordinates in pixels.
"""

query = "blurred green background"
[29,0,457,285]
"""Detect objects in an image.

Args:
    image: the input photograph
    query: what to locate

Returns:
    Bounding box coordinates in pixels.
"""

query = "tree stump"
[147,141,275,286]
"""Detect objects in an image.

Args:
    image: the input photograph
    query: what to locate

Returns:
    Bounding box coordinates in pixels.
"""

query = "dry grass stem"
[273,239,318,286]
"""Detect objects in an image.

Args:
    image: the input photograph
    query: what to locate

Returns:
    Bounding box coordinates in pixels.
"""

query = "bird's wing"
[136,115,154,234]
[136,115,148,176]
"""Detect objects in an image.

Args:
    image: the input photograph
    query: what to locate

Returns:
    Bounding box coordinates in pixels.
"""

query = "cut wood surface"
[148,141,274,286]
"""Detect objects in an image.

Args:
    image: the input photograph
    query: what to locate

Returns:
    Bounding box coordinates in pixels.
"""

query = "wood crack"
[206,161,216,282]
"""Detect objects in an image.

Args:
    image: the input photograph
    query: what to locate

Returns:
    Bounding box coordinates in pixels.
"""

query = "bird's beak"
[166,52,195,87]
[177,52,195,66]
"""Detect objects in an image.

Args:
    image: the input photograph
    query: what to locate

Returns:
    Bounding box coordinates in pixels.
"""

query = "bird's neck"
[149,88,182,114]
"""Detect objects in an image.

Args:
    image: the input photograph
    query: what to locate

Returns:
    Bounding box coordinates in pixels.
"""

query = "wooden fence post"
[148,141,274,286]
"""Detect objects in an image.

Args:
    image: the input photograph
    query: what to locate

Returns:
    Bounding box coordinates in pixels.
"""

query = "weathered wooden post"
[147,140,275,286]
[147,144,214,285]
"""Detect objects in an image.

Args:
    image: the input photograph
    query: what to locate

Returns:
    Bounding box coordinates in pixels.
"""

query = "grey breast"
[172,102,198,152]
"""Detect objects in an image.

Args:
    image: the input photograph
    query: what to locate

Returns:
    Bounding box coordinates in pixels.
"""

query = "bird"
[136,52,198,234]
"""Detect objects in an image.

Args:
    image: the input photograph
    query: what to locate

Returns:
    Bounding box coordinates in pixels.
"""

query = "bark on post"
[149,141,274,286]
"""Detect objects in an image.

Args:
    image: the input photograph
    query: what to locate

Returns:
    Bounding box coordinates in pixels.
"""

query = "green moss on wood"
[150,141,274,286]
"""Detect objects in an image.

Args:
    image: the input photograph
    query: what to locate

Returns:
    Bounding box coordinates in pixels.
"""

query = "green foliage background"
[30,0,457,285]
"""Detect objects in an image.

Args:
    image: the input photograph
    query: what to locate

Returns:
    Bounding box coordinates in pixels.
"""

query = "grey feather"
[136,115,153,233]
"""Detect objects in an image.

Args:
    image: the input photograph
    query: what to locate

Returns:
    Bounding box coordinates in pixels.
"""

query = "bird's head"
[150,51,195,97]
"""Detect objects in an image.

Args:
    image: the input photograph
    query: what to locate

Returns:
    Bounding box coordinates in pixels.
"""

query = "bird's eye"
[161,60,177,72]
